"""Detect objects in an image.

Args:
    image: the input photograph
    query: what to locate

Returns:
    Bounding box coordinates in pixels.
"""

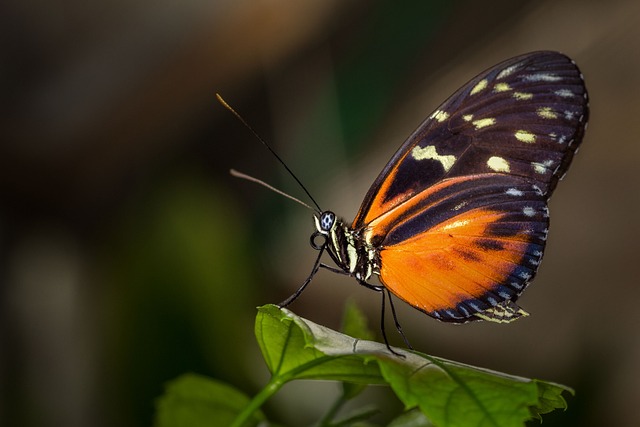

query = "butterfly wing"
[353,51,588,322]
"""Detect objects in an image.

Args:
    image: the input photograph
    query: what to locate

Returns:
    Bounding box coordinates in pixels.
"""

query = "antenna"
[217,93,322,212]
[230,169,313,210]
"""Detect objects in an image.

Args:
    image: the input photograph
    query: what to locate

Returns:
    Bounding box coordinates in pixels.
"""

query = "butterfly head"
[310,211,337,249]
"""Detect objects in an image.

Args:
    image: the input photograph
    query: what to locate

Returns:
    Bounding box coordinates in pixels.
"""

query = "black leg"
[278,246,325,307]
[380,290,404,357]
[319,263,350,275]
[387,289,413,350]
[356,279,411,356]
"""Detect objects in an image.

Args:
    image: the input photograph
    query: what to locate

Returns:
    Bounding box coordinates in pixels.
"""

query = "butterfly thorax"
[313,211,379,283]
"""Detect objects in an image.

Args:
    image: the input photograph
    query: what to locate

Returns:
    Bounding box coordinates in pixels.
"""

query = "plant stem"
[231,377,284,427]
[318,392,348,427]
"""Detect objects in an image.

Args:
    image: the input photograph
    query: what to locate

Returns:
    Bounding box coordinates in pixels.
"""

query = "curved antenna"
[217,93,322,212]
[230,169,313,211]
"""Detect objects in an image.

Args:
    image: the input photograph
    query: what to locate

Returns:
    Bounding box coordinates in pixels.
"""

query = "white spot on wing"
[555,89,575,98]
[522,206,536,217]
[523,73,562,82]
[541,228,549,241]
[531,159,555,175]
[505,188,524,196]
[519,271,532,280]
[469,301,482,311]
[531,162,548,174]
[453,201,468,211]
[411,145,456,172]
[498,290,511,299]
[511,281,524,290]
[497,64,519,79]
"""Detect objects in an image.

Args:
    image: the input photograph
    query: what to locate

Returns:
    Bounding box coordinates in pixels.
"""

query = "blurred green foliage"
[101,172,259,425]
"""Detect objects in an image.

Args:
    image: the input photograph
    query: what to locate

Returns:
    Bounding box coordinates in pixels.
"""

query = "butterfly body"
[307,51,588,326]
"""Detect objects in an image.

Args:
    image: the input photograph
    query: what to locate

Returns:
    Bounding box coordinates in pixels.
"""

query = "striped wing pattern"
[353,51,588,322]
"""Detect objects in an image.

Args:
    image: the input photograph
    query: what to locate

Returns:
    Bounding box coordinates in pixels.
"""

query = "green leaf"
[388,409,435,427]
[154,373,264,427]
[256,304,572,427]
[340,300,376,401]
[341,299,375,341]
[529,380,573,420]
[256,304,387,384]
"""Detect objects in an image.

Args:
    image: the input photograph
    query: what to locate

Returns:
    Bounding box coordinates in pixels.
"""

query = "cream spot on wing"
[515,130,536,143]
[493,82,512,92]
[487,156,510,172]
[537,107,558,119]
[472,117,496,129]
[532,162,548,174]
[532,159,554,174]
[442,219,471,231]
[470,79,488,95]
[463,114,474,122]
[513,92,533,100]
[411,145,456,172]
[430,110,450,122]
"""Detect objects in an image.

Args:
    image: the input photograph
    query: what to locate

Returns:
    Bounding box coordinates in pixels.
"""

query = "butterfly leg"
[357,280,411,356]
[386,289,413,350]
[379,288,403,357]
[319,263,350,275]
[279,246,326,307]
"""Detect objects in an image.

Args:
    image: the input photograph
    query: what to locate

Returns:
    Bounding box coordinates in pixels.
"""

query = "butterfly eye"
[319,211,336,231]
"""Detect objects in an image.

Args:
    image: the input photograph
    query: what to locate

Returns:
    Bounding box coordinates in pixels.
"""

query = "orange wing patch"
[378,208,532,315]
[360,175,480,243]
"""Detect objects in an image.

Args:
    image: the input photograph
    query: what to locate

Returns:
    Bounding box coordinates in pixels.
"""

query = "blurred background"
[1,0,638,425]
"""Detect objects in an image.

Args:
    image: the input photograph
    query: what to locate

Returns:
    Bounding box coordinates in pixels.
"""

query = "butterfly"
[224,51,589,351]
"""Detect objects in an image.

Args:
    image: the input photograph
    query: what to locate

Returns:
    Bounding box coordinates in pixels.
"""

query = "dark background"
[2,0,638,426]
